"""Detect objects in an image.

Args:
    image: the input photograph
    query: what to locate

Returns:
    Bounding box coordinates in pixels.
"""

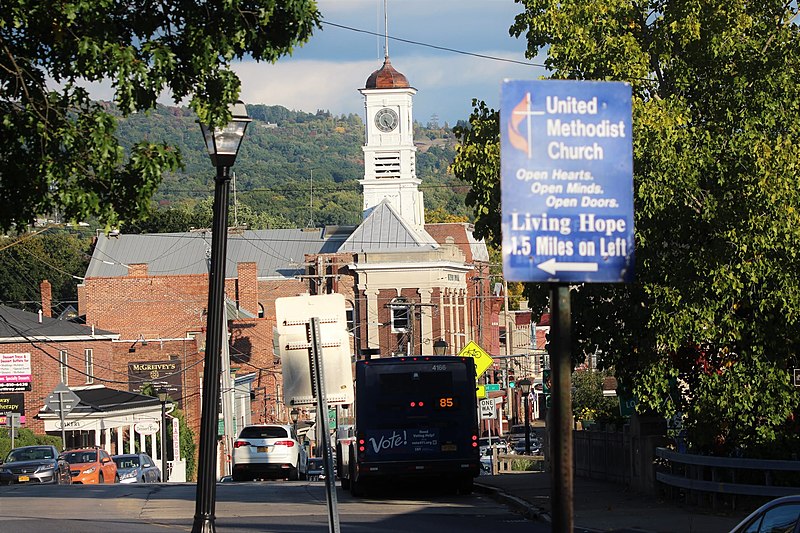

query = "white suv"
[232,424,308,481]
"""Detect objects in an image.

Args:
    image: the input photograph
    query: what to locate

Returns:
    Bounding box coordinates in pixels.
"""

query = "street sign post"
[45,382,81,450]
[479,398,497,419]
[500,80,634,533]
[501,80,634,283]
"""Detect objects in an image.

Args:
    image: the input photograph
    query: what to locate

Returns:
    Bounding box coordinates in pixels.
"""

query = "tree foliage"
[572,370,622,426]
[452,0,800,456]
[0,230,92,311]
[0,0,321,232]
[0,428,62,462]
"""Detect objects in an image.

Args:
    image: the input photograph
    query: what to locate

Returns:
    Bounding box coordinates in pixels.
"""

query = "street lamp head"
[199,100,252,168]
[517,378,532,395]
[433,338,448,356]
[290,408,299,423]
[158,388,168,403]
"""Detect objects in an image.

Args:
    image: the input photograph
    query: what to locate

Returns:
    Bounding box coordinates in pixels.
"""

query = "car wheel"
[288,467,299,481]
[114,474,120,483]
[141,476,146,483]
[232,470,246,482]
[98,472,104,484]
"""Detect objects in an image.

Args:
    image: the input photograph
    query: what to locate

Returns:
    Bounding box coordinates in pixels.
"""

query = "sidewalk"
[474,471,748,532]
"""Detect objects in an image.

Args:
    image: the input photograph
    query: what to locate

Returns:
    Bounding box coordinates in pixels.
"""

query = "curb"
[474,482,658,533]
[474,481,548,522]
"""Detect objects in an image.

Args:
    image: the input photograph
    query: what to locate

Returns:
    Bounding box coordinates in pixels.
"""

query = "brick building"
[5,54,501,477]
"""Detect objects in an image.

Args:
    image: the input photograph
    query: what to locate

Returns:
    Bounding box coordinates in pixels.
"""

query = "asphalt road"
[0,480,548,533]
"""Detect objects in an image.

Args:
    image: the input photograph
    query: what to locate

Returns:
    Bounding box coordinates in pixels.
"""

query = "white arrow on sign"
[537,258,599,275]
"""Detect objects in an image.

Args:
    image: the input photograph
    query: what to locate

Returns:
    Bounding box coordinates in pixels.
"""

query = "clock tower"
[359,55,425,229]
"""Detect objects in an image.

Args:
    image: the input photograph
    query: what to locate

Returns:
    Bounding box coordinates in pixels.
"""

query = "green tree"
[0,230,92,312]
[572,370,621,427]
[0,429,62,461]
[0,0,320,232]
[126,197,293,233]
[453,0,800,456]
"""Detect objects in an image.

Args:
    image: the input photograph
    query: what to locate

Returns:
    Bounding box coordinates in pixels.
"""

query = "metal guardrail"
[655,447,800,509]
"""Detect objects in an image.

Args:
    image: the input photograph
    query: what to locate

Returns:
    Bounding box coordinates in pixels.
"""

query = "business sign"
[0,352,32,392]
[0,393,25,425]
[128,360,182,402]
[501,80,634,283]
[134,421,160,436]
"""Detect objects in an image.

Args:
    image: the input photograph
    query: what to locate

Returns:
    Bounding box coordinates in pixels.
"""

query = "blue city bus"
[337,356,480,496]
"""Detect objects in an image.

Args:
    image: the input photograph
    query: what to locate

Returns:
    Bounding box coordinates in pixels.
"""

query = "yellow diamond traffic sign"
[458,340,493,377]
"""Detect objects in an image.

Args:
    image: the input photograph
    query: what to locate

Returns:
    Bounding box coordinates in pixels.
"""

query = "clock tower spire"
[359,51,424,229]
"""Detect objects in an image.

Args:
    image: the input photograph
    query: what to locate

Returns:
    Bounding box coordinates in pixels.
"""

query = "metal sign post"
[309,317,340,533]
[5,412,21,448]
[45,383,80,450]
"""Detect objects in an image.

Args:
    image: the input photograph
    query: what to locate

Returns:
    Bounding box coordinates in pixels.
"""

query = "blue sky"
[233,0,546,126]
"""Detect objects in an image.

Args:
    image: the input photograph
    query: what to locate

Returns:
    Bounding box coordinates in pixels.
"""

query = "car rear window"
[64,451,97,464]
[114,456,140,468]
[239,426,288,439]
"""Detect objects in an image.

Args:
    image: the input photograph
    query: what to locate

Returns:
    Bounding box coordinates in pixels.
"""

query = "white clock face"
[375,108,399,133]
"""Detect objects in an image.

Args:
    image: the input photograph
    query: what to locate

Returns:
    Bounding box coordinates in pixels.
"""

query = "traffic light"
[542,369,552,395]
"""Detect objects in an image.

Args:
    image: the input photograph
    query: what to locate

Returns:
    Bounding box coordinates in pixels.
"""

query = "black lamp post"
[517,378,532,454]
[158,388,168,482]
[192,101,251,533]
[433,339,448,356]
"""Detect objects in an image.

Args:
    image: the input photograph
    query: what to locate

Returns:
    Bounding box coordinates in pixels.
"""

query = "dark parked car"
[729,494,800,533]
[112,453,161,483]
[0,445,71,485]
[306,458,324,481]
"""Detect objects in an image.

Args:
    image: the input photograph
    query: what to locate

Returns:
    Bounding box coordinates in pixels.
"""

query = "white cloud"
[234,49,543,125]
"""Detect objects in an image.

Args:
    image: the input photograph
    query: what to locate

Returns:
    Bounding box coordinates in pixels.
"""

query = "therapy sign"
[501,80,634,283]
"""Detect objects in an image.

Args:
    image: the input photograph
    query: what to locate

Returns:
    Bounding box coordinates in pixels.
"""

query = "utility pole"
[503,279,514,430]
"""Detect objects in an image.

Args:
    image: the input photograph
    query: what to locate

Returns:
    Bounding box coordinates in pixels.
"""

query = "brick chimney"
[40,280,52,318]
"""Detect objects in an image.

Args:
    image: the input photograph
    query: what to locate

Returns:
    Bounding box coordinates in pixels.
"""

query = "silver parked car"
[0,445,72,485]
[232,424,307,481]
[729,494,800,533]
[112,453,161,483]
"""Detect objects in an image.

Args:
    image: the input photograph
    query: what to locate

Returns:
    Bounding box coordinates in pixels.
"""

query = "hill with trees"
[114,104,470,230]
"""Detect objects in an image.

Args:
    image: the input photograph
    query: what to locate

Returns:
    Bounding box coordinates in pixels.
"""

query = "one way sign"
[479,398,497,419]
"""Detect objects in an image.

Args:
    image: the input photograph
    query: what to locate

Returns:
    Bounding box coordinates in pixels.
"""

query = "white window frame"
[84,348,94,384]
[390,298,409,333]
[59,350,68,385]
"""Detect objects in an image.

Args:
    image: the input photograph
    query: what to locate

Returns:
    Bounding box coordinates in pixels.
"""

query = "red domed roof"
[365,57,410,89]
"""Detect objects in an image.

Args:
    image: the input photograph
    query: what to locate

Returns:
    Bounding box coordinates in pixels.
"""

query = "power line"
[322,21,543,69]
